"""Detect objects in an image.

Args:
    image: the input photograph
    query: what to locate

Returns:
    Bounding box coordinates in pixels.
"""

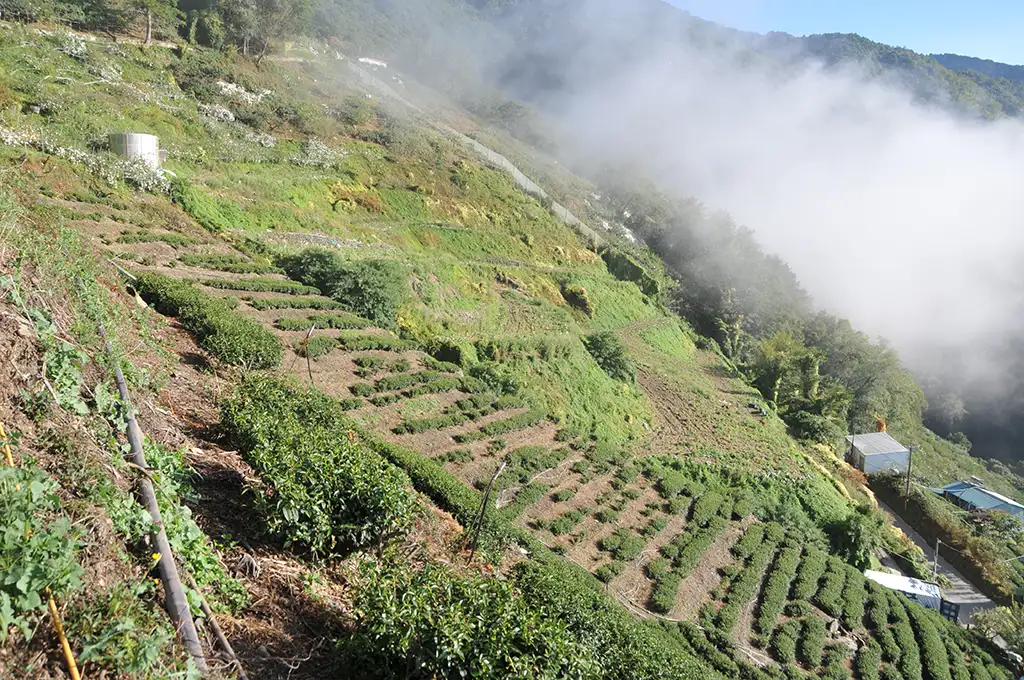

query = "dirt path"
[671,520,748,620]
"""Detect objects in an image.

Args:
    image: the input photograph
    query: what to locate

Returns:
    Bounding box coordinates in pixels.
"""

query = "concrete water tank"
[109,133,161,168]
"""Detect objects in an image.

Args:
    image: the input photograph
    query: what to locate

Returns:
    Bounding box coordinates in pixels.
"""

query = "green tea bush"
[690,490,724,526]
[295,336,337,358]
[495,446,569,491]
[821,644,852,680]
[791,546,828,600]
[664,517,728,578]
[649,573,682,614]
[455,408,547,442]
[840,567,866,630]
[346,561,601,680]
[855,641,882,680]
[337,333,415,352]
[423,357,462,374]
[583,331,634,382]
[202,277,320,295]
[0,466,83,642]
[370,394,401,406]
[353,354,387,373]
[117,230,195,247]
[645,557,672,581]
[275,312,373,331]
[771,620,801,664]
[350,383,375,397]
[717,538,779,633]
[755,546,802,634]
[392,412,471,435]
[798,617,826,668]
[221,376,414,554]
[545,510,585,536]
[814,558,848,618]
[514,561,713,680]
[376,370,440,393]
[340,398,365,411]
[436,449,473,464]
[907,606,951,680]
[404,376,462,397]
[500,484,548,520]
[247,296,346,311]
[552,488,574,502]
[890,597,923,680]
[390,358,411,373]
[784,601,812,618]
[279,249,408,327]
[733,524,766,560]
[596,562,626,583]
[599,528,646,562]
[595,508,621,523]
[865,581,890,629]
[180,253,281,274]
[136,273,283,369]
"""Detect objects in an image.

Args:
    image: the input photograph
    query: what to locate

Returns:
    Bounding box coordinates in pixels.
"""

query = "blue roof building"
[937,480,1024,519]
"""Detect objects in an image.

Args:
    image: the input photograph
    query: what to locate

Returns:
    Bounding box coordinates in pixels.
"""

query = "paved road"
[878,500,995,623]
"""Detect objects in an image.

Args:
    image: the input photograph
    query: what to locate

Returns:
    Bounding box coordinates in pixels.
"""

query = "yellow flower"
[151,552,161,562]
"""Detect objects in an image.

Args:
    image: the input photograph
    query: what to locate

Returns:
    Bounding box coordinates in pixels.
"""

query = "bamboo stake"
[98,322,209,674]
[45,588,82,680]
[2,419,81,680]
[184,572,249,680]
[0,421,13,466]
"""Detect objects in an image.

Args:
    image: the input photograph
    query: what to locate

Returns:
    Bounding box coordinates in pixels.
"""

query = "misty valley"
[2,1,1024,679]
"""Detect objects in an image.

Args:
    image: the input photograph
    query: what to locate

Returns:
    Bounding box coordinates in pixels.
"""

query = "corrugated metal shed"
[845,432,909,455]
[939,481,1024,517]
[864,569,942,610]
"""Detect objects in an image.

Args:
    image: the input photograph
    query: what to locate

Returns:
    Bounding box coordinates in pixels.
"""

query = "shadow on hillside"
[186,444,352,680]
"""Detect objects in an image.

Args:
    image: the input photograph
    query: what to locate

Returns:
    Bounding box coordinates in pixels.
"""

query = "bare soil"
[672,519,749,620]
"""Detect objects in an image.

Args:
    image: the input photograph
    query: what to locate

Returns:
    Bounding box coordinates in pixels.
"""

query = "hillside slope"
[0,20,1017,680]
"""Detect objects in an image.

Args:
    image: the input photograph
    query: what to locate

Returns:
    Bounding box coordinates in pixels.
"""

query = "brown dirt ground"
[607,511,689,610]
[671,519,750,621]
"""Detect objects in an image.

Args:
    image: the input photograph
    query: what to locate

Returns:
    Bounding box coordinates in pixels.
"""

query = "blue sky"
[666,0,1024,65]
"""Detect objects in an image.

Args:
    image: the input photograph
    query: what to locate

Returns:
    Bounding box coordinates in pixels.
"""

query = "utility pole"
[904,445,921,510]
[933,538,941,581]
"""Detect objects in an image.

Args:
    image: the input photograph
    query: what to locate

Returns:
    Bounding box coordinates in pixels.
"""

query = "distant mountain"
[931,53,1024,83]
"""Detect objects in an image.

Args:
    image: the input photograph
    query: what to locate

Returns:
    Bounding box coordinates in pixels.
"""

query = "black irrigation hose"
[99,322,210,675]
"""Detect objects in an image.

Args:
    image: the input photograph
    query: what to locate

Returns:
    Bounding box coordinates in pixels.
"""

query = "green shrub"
[798,617,826,668]
[855,641,882,680]
[717,537,779,633]
[247,296,346,311]
[423,356,462,374]
[561,282,594,317]
[180,253,281,274]
[404,376,462,397]
[595,562,625,583]
[755,546,802,635]
[545,510,585,536]
[784,601,813,618]
[583,331,634,382]
[392,412,471,435]
[771,620,801,664]
[499,484,548,520]
[0,466,83,642]
[221,376,414,554]
[690,490,724,526]
[346,561,601,679]
[340,398,365,411]
[275,312,373,331]
[890,598,923,680]
[202,277,320,295]
[350,383,375,397]
[552,488,575,502]
[907,605,951,680]
[645,557,672,581]
[733,524,766,560]
[599,528,647,562]
[821,644,852,680]
[336,333,415,352]
[514,561,713,680]
[295,336,337,358]
[376,371,440,393]
[136,273,283,369]
[370,394,401,406]
[841,567,867,630]
[791,546,828,600]
[665,517,728,578]
[354,354,388,372]
[595,508,621,523]
[649,573,682,614]
[279,249,408,327]
[814,558,848,618]
[454,408,547,442]
[390,358,411,373]
[117,230,195,247]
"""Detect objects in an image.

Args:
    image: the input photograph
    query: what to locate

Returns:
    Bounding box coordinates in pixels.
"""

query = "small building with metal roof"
[845,432,910,474]
[864,569,943,611]
[937,480,1024,519]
